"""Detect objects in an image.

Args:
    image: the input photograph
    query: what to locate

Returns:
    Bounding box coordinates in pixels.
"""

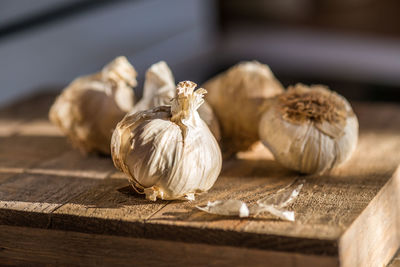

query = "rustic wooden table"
[0,93,399,267]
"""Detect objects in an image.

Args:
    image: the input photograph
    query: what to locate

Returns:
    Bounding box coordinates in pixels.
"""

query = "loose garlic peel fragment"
[197,181,304,221]
[203,61,284,154]
[49,56,137,155]
[259,84,358,174]
[111,81,222,201]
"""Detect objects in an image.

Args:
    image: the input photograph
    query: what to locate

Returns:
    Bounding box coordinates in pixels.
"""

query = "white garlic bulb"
[203,61,284,153]
[111,81,222,201]
[49,56,137,155]
[259,84,358,174]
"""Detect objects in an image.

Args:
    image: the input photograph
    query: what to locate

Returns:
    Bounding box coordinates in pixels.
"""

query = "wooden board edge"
[0,207,339,256]
[0,225,339,267]
[339,165,400,267]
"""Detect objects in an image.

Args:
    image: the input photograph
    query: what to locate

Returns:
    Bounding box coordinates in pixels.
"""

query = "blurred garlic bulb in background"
[129,61,175,113]
[49,56,136,155]
[203,61,284,154]
[111,81,222,201]
[259,84,358,174]
[131,61,221,140]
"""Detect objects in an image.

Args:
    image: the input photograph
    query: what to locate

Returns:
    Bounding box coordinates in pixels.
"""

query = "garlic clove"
[203,61,284,154]
[49,56,136,155]
[259,84,358,174]
[111,81,222,201]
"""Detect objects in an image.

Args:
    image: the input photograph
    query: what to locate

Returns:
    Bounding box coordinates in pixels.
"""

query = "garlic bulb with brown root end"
[111,81,222,201]
[49,56,137,155]
[203,61,284,154]
[259,84,358,174]
[130,61,221,140]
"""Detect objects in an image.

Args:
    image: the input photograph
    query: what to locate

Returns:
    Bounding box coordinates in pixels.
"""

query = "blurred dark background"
[1,0,400,107]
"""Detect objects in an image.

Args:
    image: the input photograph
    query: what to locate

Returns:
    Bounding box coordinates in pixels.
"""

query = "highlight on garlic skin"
[49,56,137,155]
[203,61,284,154]
[130,61,221,140]
[259,84,359,174]
[111,81,222,201]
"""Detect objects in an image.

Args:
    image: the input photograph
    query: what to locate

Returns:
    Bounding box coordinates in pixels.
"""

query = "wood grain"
[0,135,70,169]
[0,225,338,267]
[51,176,168,236]
[0,92,399,266]
[339,166,400,267]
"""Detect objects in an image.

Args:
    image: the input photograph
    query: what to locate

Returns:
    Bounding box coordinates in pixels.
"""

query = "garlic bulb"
[129,61,175,113]
[49,56,137,155]
[111,81,222,201]
[259,84,358,174]
[203,61,284,153]
[130,61,221,140]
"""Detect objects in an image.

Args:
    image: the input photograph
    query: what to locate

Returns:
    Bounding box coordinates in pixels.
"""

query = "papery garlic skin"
[130,61,175,113]
[198,101,221,141]
[259,84,358,174]
[49,56,136,155]
[111,81,222,201]
[131,61,221,140]
[203,61,284,153]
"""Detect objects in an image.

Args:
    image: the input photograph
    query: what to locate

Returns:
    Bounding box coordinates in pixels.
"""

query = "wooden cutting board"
[0,92,399,267]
